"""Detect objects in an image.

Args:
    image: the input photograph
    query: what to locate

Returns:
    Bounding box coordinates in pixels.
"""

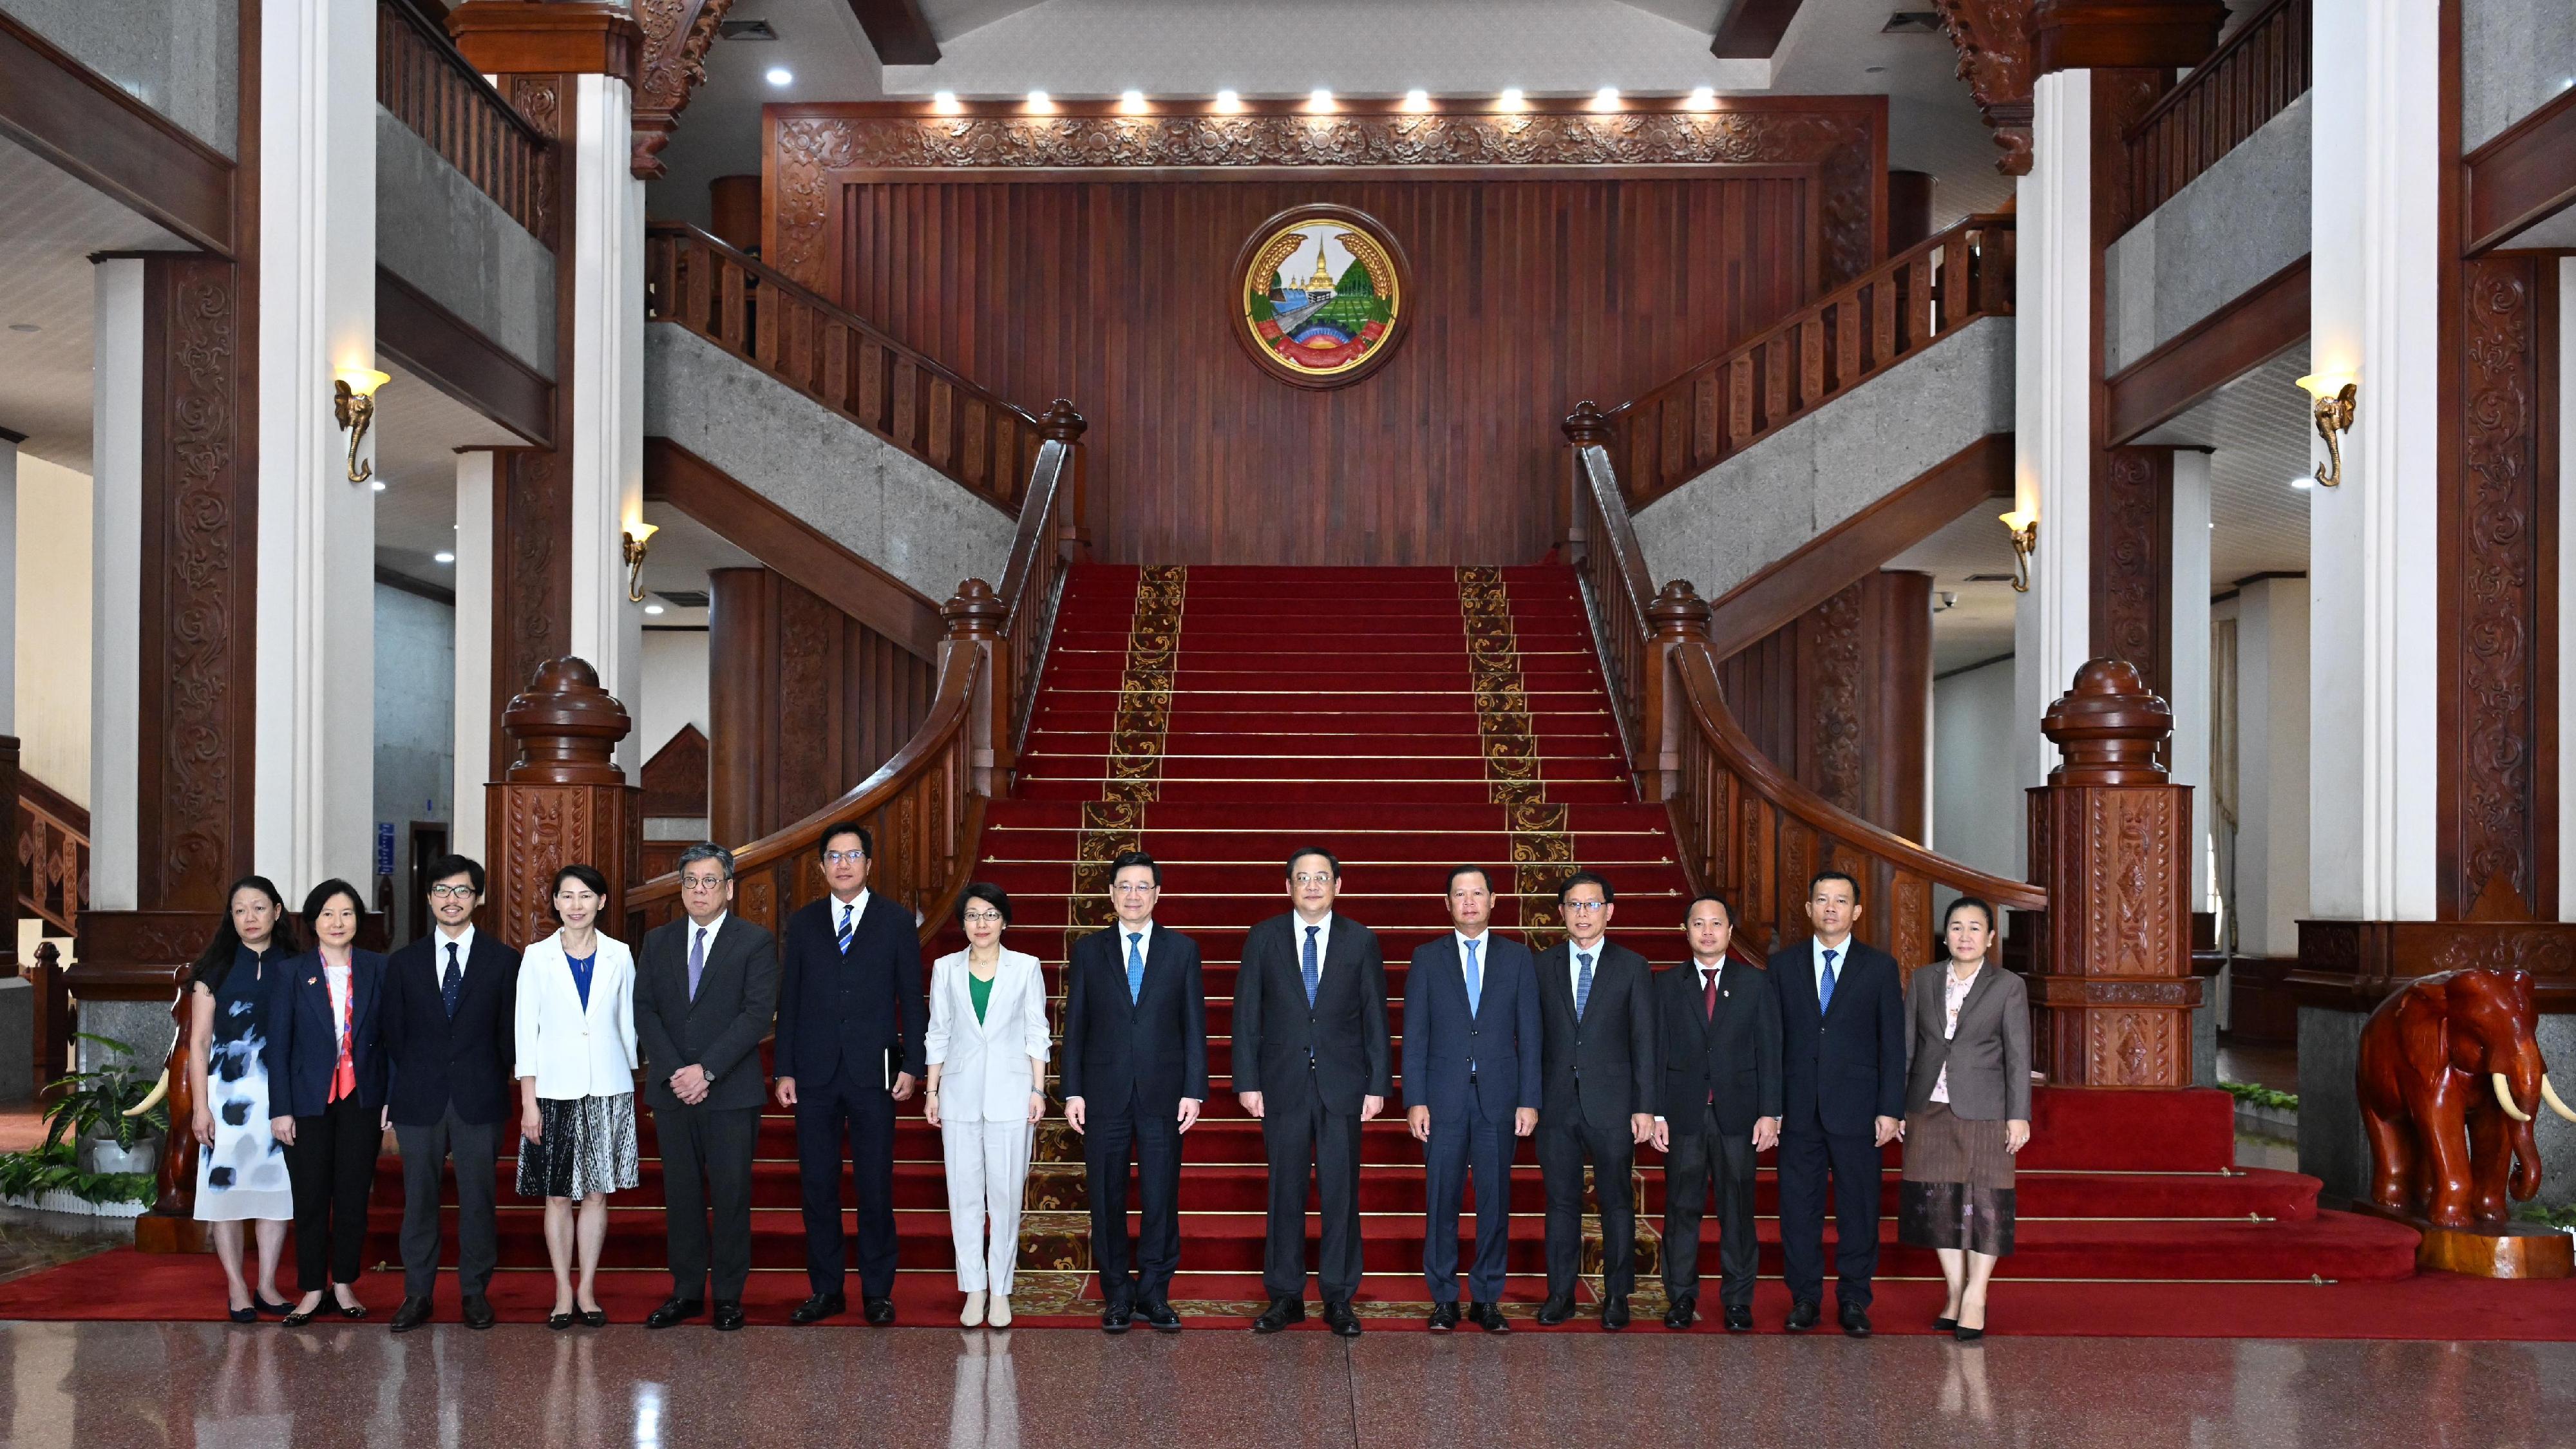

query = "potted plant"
[48,1033,171,1177]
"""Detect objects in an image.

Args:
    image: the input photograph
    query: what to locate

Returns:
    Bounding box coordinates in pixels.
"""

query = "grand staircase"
[357,560,2418,1323]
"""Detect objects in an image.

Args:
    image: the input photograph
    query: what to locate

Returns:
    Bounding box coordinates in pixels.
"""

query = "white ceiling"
[634,502,760,627]
[1887,500,2022,674]
[2137,347,2315,587]
[371,357,524,592]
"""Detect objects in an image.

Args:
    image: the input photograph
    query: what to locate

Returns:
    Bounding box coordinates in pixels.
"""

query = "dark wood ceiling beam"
[2103,254,2307,445]
[377,269,555,447]
[846,0,940,65]
[2464,86,2576,255]
[0,12,234,255]
[1710,0,1804,59]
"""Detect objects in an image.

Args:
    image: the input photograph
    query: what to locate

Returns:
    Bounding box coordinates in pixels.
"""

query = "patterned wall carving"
[493,451,573,779]
[2444,254,2550,919]
[632,0,732,178]
[2091,447,2172,699]
[1804,582,1864,816]
[1929,0,2037,175]
[2028,780,2196,1086]
[505,74,564,240]
[770,103,1884,295]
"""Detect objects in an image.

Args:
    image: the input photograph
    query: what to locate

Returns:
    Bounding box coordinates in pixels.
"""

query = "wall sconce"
[2296,372,2356,488]
[1999,507,2038,593]
[333,368,389,485]
[622,522,658,603]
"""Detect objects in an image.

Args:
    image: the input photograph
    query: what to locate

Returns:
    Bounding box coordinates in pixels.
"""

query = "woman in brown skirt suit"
[1899,897,2031,1341]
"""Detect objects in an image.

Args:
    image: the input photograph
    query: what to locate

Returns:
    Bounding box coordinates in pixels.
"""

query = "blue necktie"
[440,942,462,1019]
[837,902,854,954]
[1126,933,1146,1003]
[1819,947,1839,1014]
[1302,925,1321,1007]
[1461,938,1481,1016]
[1575,951,1594,1020]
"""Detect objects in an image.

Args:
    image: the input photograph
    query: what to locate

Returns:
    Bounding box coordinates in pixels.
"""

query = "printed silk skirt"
[1898,1102,2016,1256]
[516,1092,640,1200]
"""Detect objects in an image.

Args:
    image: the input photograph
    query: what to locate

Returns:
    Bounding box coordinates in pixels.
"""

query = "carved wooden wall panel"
[1713,569,1931,842]
[1929,0,2038,175]
[631,0,730,178]
[2090,446,2174,699]
[492,450,574,781]
[2438,254,2557,920]
[638,723,709,817]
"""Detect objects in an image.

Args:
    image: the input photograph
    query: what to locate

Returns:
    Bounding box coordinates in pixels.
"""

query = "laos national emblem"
[1234,205,1411,389]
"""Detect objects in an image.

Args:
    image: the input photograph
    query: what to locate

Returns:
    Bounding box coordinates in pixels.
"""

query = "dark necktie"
[837,902,855,954]
[1820,947,1840,1014]
[688,927,708,1001]
[1302,925,1321,1007]
[1575,951,1595,1020]
[441,942,462,1019]
[1701,966,1719,1021]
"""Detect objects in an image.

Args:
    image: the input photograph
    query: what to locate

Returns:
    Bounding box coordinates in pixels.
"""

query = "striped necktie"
[837,902,855,954]
[1575,951,1595,1020]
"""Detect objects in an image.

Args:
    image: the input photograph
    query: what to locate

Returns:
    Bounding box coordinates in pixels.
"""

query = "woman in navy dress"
[263,879,387,1327]
[187,876,298,1321]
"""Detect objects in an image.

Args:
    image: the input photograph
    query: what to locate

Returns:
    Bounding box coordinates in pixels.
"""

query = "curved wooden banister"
[645,221,1055,515]
[1598,214,2015,512]
[1566,435,2046,967]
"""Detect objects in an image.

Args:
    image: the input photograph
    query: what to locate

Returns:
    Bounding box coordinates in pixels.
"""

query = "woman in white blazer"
[513,864,640,1329]
[923,882,1051,1328]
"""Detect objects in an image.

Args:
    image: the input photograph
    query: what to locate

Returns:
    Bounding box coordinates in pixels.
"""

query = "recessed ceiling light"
[2291,475,2316,490]
[370,480,386,491]
[1214,89,1243,113]
[644,603,666,616]
[933,90,961,113]
[1025,90,1052,112]
[6,323,37,334]
[1119,90,1148,113]
[1499,87,1526,111]
[1307,89,1334,112]
[433,551,455,564]
[1401,89,1430,112]
[1591,87,1620,111]
[1685,86,1716,111]
[765,67,793,87]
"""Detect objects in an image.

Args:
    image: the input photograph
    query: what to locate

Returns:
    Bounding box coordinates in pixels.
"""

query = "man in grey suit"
[1532,871,1656,1329]
[636,843,782,1332]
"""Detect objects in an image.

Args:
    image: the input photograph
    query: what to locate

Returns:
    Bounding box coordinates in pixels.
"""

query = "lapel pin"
[307,976,318,985]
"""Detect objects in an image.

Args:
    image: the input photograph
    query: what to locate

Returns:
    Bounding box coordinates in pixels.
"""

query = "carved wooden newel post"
[945,579,1010,795]
[488,658,636,949]
[2027,659,2198,1087]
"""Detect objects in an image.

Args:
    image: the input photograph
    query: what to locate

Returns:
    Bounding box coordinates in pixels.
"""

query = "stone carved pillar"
[2027,659,2199,1086]
[487,658,636,949]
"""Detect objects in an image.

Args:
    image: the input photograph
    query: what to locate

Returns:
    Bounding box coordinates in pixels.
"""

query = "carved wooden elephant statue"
[2356,967,2575,1228]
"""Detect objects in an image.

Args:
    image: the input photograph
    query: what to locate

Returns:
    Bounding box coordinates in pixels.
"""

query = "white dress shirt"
[1115,919,1155,963]
[831,891,871,943]
[432,923,477,981]
[1564,934,1609,1000]
[683,911,727,963]
[321,958,352,1033]
[1930,962,1982,1105]
[1812,934,1854,1005]
[1291,911,1332,981]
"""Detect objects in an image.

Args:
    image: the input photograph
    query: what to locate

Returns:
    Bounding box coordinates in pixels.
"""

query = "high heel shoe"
[578,1307,607,1328]
[547,1310,575,1331]
[334,1298,367,1320]
[1954,1323,1985,1343]
[1934,1316,1958,1332]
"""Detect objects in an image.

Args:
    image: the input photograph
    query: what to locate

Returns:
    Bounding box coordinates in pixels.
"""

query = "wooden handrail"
[17,773,85,938]
[377,0,557,243]
[2123,0,2311,223]
[645,222,1055,516]
[1566,439,2044,968]
[1597,214,2015,512]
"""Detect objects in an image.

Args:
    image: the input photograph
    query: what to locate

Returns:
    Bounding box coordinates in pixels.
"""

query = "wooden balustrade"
[1567,436,2045,969]
[377,0,558,243]
[16,772,84,938]
[2125,0,2312,222]
[1598,214,2015,512]
[645,223,1057,516]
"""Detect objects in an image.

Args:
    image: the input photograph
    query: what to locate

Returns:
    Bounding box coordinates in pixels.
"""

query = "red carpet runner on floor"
[6,564,2541,1337]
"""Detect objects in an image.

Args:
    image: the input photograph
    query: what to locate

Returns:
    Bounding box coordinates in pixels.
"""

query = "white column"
[253,0,378,889]
[2012,69,2095,819]
[2561,258,2576,920]
[2235,578,2311,955]
[88,259,144,913]
[2170,451,2213,911]
[566,72,647,777]
[453,451,495,868]
[2307,0,2441,922]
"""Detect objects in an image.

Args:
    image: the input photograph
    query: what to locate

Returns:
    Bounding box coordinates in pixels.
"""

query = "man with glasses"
[1531,871,1656,1329]
[774,822,929,1326]
[636,844,780,1332]
[1234,847,1390,1337]
[379,855,520,1332]
[1061,851,1207,1334]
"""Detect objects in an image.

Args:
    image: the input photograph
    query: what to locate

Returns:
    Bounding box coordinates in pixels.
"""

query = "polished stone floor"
[0,1320,2566,1448]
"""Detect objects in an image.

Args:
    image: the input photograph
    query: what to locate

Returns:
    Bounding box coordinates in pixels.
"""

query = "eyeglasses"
[823,851,867,865]
[681,875,727,891]
[1562,899,1609,912]
[961,911,1005,925]
[1290,873,1336,887]
[426,884,477,900]
[1112,881,1158,895]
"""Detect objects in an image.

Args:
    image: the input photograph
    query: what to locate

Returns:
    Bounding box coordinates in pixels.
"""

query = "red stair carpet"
[8,564,2558,1339]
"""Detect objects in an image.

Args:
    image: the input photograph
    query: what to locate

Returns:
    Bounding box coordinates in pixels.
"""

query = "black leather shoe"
[546,1311,574,1331]
[460,1295,496,1331]
[1662,1294,1697,1331]
[578,1307,608,1329]
[1252,1298,1306,1334]
[1600,1294,1630,1331]
[1954,1323,1985,1343]
[1935,1316,1959,1332]
[862,1296,896,1327]
[1469,1302,1512,1334]
[1101,1300,1134,1334]
[1141,1299,1183,1332]
[1785,1300,1820,1332]
[389,1296,433,1334]
[1533,1293,1576,1327]
[1322,1300,1361,1338]
[712,1301,746,1332]
[1839,1304,1873,1339]
[790,1293,846,1325]
[1426,1302,1460,1332]
[1723,1304,1754,1332]
[227,1304,258,1325]
[645,1298,704,1330]
[254,1296,294,1318]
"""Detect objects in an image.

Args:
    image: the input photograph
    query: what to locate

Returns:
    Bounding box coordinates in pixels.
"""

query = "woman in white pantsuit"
[924,882,1050,1329]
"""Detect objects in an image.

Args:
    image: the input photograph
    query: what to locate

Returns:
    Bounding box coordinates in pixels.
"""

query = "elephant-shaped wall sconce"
[2357,967,2574,1229]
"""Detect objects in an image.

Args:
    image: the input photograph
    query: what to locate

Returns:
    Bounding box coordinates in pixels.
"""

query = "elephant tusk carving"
[2492,1072,2533,1123]
[124,1068,169,1118]
[2543,1074,2576,1125]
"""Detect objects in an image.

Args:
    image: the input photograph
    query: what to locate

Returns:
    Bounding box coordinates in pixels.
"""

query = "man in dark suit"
[773,821,928,1327]
[1403,866,1540,1334]
[379,855,519,1334]
[1768,868,1905,1337]
[1532,871,1656,1330]
[1653,892,1781,1332]
[636,843,781,1333]
[1234,846,1390,1338]
[1062,849,1208,1334]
